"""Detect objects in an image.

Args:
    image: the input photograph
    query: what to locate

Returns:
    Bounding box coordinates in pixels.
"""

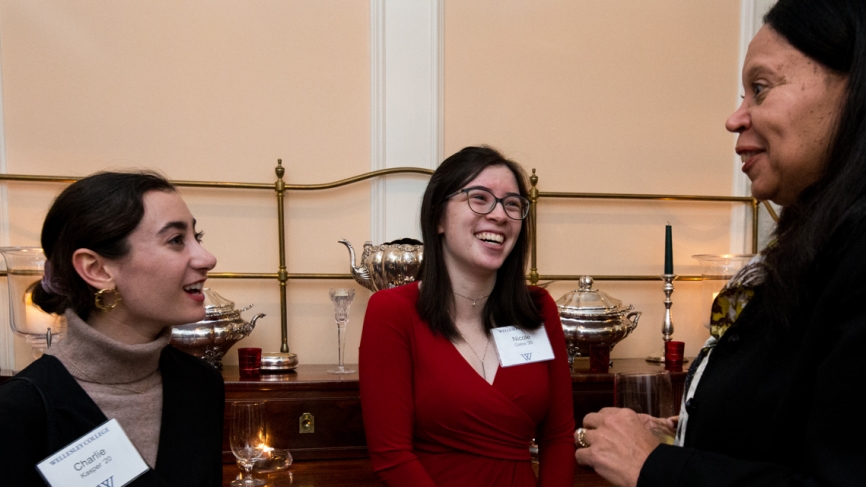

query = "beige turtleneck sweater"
[46,310,170,468]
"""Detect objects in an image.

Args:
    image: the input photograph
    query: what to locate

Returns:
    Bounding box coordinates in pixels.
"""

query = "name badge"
[492,325,555,367]
[37,418,149,487]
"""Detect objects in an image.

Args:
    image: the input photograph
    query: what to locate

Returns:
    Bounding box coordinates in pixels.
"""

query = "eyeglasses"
[444,186,531,220]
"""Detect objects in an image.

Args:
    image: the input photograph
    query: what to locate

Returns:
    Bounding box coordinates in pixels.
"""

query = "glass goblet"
[327,288,355,374]
[229,402,267,487]
[614,371,675,444]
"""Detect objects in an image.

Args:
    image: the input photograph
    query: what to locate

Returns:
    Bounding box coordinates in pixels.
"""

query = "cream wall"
[441,2,745,361]
[1,1,748,370]
[0,0,373,370]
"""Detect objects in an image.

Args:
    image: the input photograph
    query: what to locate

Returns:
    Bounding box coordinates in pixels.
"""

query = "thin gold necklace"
[454,292,490,307]
[463,336,491,379]
[65,359,158,395]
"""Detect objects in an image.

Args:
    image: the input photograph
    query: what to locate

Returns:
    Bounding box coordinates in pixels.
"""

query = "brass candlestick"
[646,274,687,363]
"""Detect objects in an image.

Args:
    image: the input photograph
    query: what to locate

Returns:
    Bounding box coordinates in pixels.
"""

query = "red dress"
[359,282,575,487]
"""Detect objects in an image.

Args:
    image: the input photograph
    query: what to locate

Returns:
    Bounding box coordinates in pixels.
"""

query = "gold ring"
[576,427,589,448]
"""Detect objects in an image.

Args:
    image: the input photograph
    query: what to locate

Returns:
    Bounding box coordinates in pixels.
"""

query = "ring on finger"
[576,427,589,448]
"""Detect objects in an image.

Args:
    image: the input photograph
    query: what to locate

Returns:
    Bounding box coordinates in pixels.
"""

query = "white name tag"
[492,325,555,367]
[37,418,150,487]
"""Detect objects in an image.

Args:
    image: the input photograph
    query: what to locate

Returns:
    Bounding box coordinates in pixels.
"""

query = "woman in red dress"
[360,146,575,487]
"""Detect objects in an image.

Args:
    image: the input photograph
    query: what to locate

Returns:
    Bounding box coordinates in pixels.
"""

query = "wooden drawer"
[221,359,687,463]
[222,365,367,462]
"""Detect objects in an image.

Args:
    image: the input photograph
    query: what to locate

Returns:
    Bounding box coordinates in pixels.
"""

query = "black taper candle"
[664,224,674,274]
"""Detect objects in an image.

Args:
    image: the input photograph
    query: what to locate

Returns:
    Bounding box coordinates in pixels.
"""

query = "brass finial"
[529,168,539,201]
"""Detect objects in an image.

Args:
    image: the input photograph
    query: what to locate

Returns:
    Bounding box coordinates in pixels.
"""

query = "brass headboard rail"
[1,164,758,351]
[0,163,433,353]
[526,169,760,285]
[0,166,435,190]
[537,191,754,203]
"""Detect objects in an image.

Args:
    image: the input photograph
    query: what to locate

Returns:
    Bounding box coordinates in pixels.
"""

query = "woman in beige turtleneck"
[0,171,224,487]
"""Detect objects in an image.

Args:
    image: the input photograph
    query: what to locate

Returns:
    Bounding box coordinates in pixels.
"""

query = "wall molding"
[370,0,386,243]
[730,0,778,252]
[728,0,756,254]
[369,0,443,244]
[0,34,15,370]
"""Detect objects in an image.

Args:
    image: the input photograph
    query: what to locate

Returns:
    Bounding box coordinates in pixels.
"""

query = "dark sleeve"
[358,291,438,487]
[156,346,225,487]
[533,289,577,487]
[639,444,796,486]
[0,379,50,487]
[638,271,866,487]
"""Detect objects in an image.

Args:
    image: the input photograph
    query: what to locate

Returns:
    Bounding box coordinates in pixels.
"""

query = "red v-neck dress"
[359,282,575,486]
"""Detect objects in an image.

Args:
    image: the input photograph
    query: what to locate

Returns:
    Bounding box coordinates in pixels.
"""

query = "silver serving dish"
[261,352,298,372]
[556,276,641,365]
[170,288,265,369]
[339,238,423,292]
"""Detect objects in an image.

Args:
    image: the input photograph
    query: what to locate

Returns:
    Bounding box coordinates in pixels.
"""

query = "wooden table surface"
[0,362,654,486]
[222,458,613,486]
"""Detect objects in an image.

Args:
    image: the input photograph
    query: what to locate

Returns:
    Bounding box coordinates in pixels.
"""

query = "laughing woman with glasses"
[359,146,575,487]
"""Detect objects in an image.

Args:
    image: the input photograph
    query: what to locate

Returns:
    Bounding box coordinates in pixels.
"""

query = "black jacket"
[0,345,224,486]
[639,211,866,486]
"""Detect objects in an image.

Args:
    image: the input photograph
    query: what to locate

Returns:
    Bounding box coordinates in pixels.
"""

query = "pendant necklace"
[464,336,491,379]
[454,292,490,307]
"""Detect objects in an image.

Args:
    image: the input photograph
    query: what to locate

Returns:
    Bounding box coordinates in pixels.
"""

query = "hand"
[637,414,678,443]
[574,408,662,487]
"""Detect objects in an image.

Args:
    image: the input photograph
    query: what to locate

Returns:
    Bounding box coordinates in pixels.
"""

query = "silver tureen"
[556,276,641,365]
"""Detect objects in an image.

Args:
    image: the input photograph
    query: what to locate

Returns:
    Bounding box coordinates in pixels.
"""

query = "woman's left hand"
[574,407,662,487]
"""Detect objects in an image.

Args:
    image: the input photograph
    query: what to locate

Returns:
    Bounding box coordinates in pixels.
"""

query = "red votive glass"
[237,347,262,375]
[589,344,611,373]
[665,341,685,366]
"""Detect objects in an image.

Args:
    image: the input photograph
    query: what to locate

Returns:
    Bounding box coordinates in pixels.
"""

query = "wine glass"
[614,371,675,444]
[327,288,355,374]
[230,402,267,487]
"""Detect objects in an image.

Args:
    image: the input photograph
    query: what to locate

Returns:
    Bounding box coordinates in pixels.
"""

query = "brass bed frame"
[1,162,759,354]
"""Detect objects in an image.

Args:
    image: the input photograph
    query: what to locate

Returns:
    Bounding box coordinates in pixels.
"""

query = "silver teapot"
[556,276,641,365]
[170,288,265,369]
[339,238,423,292]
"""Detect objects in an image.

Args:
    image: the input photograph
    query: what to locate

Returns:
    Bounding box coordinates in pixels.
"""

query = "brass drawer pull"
[300,412,315,433]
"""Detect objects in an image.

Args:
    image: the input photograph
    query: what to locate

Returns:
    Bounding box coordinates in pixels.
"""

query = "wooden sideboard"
[221,458,618,487]
[0,359,682,486]
[223,364,367,462]
[222,359,687,463]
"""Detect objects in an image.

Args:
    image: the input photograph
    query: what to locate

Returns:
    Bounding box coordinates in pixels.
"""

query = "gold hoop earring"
[94,288,122,311]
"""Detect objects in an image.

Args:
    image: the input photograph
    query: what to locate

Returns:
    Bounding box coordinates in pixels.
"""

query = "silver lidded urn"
[170,288,265,369]
[555,276,641,365]
[339,238,423,292]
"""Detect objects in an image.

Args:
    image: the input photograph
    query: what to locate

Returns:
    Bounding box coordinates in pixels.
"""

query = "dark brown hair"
[32,171,176,320]
[760,0,866,331]
[416,146,542,339]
